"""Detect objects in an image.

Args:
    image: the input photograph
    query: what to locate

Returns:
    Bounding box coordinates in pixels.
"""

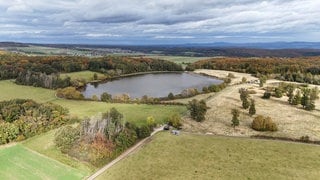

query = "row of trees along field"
[187,57,320,84]
[54,108,157,166]
[0,99,69,144]
[0,54,182,89]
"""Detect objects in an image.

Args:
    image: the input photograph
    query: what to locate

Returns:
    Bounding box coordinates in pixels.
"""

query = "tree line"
[0,54,182,89]
[187,57,320,84]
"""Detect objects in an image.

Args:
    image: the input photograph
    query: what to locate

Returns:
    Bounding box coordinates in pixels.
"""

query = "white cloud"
[0,0,319,43]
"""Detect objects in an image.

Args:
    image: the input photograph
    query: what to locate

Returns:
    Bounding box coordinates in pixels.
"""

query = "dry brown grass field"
[183,70,320,141]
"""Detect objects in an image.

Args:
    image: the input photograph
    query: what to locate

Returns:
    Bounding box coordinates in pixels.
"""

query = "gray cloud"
[0,0,319,44]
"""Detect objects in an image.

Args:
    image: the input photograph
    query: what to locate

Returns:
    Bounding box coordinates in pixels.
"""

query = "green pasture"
[0,144,86,179]
[98,132,320,180]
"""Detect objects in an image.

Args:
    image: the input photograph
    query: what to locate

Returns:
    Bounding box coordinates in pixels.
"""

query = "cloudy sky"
[0,0,319,44]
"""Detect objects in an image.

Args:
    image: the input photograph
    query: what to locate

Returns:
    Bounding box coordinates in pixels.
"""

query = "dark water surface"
[82,73,222,98]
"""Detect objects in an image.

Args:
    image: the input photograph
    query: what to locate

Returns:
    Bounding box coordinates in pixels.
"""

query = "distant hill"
[1,41,320,57]
[181,42,320,49]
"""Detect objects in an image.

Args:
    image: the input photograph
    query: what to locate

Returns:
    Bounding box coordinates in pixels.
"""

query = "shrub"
[228,73,235,78]
[231,109,240,128]
[249,99,256,116]
[54,125,80,153]
[187,99,208,122]
[168,92,174,100]
[262,91,271,99]
[252,115,277,131]
[101,92,112,102]
[300,135,310,142]
[56,87,84,100]
[146,116,156,130]
[241,77,247,83]
[274,88,283,98]
[224,78,231,84]
[167,114,182,129]
[135,125,151,139]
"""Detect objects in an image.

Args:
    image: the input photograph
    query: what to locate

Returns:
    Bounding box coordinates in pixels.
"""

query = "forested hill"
[0,54,182,89]
[2,42,320,57]
[187,57,320,84]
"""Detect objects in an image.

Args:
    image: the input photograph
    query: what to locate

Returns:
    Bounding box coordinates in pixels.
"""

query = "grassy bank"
[98,132,320,180]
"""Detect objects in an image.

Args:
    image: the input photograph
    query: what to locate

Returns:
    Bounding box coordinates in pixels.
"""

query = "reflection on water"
[82,73,222,98]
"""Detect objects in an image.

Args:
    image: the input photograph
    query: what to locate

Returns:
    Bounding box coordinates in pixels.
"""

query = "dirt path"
[87,126,164,180]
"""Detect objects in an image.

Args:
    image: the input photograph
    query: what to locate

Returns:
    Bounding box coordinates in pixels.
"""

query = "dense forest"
[0,99,69,144]
[187,57,320,84]
[0,54,182,89]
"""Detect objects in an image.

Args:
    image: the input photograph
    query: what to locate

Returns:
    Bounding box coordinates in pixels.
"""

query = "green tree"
[168,92,174,100]
[259,76,267,87]
[262,91,271,99]
[274,88,283,98]
[239,88,250,109]
[241,77,247,83]
[167,113,182,129]
[301,88,310,109]
[249,99,256,116]
[287,85,294,104]
[292,90,302,105]
[187,99,208,122]
[101,92,112,102]
[135,125,151,139]
[93,73,98,80]
[231,109,240,128]
[146,116,156,129]
[310,87,319,101]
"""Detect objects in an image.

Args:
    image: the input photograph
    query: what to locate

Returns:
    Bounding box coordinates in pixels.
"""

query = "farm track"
[87,126,165,180]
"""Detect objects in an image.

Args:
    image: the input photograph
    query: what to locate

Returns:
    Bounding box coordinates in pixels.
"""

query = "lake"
[82,72,223,99]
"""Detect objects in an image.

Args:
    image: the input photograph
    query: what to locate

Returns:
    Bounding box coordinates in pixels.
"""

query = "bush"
[56,87,84,100]
[54,125,80,153]
[168,92,174,100]
[224,78,231,84]
[262,91,271,99]
[167,114,182,129]
[228,73,235,78]
[135,125,151,139]
[241,77,247,83]
[300,135,310,142]
[146,116,156,130]
[274,88,283,98]
[252,115,277,131]
[101,92,112,102]
[187,99,208,122]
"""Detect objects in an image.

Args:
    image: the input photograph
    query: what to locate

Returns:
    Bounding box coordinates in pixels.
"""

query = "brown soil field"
[183,70,320,141]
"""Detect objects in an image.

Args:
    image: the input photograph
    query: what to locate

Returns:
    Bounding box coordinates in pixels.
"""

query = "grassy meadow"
[0,144,87,179]
[22,129,96,174]
[98,132,320,180]
[0,79,187,178]
[0,80,187,124]
[148,55,210,65]
[60,70,107,82]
